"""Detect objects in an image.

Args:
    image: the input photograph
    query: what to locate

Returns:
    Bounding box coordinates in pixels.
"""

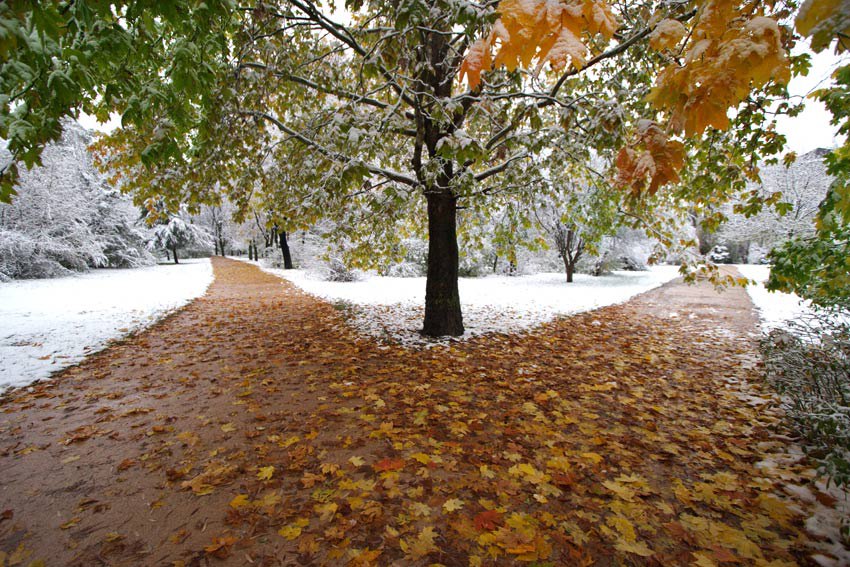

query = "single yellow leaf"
[278,524,302,540]
[257,466,275,481]
[230,494,250,509]
[615,539,654,557]
[443,498,464,513]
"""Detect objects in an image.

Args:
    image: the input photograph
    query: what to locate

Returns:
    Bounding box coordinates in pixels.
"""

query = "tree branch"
[241,110,418,187]
[474,152,530,182]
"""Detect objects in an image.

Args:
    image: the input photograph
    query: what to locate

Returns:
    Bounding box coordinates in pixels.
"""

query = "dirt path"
[0,259,825,566]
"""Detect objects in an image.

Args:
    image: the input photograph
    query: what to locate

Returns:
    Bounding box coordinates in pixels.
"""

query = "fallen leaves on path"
[0,259,826,565]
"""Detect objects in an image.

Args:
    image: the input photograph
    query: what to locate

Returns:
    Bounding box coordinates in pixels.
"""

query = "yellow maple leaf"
[229,494,250,509]
[257,466,275,481]
[460,0,620,88]
[508,463,549,484]
[606,515,637,543]
[348,455,365,467]
[602,479,637,502]
[615,539,654,557]
[411,502,432,517]
[278,524,302,540]
[256,491,281,508]
[220,423,236,433]
[314,502,338,523]
[400,526,439,560]
[649,19,687,51]
[580,452,604,464]
[281,435,300,448]
[410,452,432,465]
[443,498,465,512]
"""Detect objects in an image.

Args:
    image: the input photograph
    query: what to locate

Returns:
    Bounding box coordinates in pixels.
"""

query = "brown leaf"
[474,510,504,531]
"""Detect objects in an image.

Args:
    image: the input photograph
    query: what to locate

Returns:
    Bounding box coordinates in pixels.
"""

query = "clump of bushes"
[760,311,850,492]
[325,258,358,282]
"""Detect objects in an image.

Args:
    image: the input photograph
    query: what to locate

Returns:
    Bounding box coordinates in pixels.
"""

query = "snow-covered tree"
[198,203,234,257]
[715,149,832,262]
[0,120,152,280]
[146,208,213,264]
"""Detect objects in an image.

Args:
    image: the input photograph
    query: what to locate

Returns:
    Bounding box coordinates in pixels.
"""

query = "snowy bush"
[707,245,732,264]
[761,312,850,490]
[384,238,428,277]
[0,120,153,279]
[325,258,359,282]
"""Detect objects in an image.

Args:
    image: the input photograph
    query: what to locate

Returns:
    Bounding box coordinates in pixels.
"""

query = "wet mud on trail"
[0,258,832,566]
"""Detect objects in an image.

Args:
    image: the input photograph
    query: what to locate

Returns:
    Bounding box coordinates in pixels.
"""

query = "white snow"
[736,264,814,330]
[0,259,213,391]
[253,260,680,346]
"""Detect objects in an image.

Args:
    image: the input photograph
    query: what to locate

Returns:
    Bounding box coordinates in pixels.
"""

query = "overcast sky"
[775,45,848,154]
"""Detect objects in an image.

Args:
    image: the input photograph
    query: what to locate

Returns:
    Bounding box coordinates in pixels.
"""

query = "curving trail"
[0,258,823,566]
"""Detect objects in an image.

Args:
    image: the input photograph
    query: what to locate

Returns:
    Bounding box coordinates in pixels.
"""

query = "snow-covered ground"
[254,261,680,345]
[736,264,814,330]
[0,259,213,391]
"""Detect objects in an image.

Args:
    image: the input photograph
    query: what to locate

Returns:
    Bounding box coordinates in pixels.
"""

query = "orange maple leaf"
[474,509,505,531]
[372,458,405,472]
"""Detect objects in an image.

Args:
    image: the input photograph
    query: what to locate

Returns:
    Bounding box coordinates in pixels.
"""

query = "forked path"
[0,259,824,565]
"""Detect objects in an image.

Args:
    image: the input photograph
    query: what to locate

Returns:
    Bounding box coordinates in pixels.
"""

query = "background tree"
[0,120,152,280]
[200,203,232,257]
[715,149,832,263]
[146,207,213,264]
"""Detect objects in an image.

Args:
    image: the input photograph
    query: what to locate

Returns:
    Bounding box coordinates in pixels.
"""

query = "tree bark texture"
[423,191,464,336]
[279,231,293,269]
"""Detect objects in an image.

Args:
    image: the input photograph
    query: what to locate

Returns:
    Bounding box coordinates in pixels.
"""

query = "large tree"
[1,0,802,335]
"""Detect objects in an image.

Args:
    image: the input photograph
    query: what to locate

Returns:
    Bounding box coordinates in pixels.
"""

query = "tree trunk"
[423,192,464,337]
[172,244,179,264]
[248,241,254,261]
[279,231,293,269]
[219,238,226,257]
[566,261,574,283]
[214,240,220,256]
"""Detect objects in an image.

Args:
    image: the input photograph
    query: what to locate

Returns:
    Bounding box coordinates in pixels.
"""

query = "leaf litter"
[0,258,842,565]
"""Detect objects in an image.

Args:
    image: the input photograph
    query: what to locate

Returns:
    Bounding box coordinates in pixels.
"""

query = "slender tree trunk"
[566,260,574,283]
[214,240,220,256]
[279,231,293,269]
[219,238,226,257]
[172,244,179,264]
[423,191,463,337]
[248,241,254,261]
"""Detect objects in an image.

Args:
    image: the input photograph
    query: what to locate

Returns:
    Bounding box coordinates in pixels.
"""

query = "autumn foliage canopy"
[460,0,792,196]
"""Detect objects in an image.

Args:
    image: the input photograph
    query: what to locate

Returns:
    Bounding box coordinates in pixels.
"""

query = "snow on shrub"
[761,311,850,493]
[0,120,153,279]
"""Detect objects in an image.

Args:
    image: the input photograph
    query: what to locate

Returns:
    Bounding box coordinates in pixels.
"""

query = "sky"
[774,45,848,154]
[79,39,848,157]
